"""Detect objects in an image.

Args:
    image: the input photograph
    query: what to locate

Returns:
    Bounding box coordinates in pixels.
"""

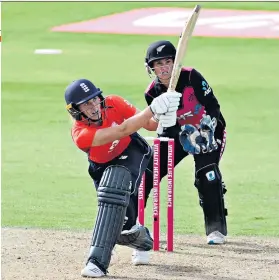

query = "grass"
[2,2,279,237]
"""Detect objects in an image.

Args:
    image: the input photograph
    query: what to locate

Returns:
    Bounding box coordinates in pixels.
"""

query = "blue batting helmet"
[65,79,103,106]
[65,79,103,120]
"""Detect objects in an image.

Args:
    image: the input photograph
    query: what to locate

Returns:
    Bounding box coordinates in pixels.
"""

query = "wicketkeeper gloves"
[179,115,218,155]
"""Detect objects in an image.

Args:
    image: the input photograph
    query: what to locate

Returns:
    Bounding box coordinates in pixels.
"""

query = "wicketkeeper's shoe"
[207,230,226,244]
[131,249,150,265]
[81,261,105,278]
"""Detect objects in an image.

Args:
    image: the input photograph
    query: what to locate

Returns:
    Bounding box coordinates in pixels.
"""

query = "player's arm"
[92,92,181,146]
[72,107,155,151]
[135,109,158,131]
[190,68,221,121]
[121,96,157,131]
[92,107,154,146]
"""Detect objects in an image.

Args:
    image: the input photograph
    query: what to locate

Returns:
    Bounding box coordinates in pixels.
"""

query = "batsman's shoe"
[81,261,105,278]
[131,249,150,266]
[207,231,226,245]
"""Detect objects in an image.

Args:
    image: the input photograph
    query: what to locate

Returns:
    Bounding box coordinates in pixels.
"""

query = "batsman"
[142,40,228,245]
[64,78,181,277]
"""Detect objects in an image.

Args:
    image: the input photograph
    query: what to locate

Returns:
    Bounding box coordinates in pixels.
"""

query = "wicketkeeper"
[64,78,181,278]
[142,40,228,245]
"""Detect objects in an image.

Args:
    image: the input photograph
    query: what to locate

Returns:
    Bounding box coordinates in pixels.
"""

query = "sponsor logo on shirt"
[109,140,120,152]
[202,81,212,96]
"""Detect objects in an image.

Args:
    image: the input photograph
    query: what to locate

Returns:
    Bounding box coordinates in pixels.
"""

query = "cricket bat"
[157,5,201,134]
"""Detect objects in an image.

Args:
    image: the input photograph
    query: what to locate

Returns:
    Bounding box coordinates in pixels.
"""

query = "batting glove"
[150,91,181,115]
[158,111,177,128]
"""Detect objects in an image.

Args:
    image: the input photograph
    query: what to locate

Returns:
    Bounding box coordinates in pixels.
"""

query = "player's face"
[153,58,173,80]
[79,97,102,120]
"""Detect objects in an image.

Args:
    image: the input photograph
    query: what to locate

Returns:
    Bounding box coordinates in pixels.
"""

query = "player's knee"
[195,163,222,192]
[98,165,132,207]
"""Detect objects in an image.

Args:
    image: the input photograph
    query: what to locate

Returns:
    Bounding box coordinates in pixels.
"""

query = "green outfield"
[2,2,279,237]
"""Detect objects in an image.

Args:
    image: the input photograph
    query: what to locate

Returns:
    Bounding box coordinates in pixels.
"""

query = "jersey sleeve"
[111,95,137,119]
[144,81,156,106]
[72,125,96,151]
[145,92,153,106]
[190,68,221,120]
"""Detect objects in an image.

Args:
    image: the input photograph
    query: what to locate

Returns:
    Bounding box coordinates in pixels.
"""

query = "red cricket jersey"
[71,95,137,163]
